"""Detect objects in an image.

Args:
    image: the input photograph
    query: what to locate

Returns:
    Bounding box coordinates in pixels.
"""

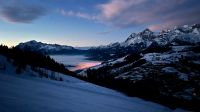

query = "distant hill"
[16,40,88,55]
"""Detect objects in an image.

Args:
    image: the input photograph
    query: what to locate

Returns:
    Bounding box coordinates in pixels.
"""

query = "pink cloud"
[98,0,146,20]
[59,0,200,30]
[148,22,175,31]
[59,9,97,20]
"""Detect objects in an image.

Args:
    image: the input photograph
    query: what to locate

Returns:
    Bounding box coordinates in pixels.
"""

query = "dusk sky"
[0,0,200,47]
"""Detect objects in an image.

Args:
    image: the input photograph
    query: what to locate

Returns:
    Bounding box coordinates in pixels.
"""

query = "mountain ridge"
[16,40,87,55]
[87,24,200,60]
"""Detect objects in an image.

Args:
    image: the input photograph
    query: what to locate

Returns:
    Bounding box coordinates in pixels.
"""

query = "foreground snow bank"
[0,71,186,112]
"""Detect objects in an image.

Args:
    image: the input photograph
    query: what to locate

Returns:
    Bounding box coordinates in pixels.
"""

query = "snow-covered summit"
[124,24,199,47]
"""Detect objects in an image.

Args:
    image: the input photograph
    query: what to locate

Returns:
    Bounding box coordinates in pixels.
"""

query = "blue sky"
[0,0,200,47]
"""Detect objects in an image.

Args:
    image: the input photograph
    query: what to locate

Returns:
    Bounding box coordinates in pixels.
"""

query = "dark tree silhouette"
[0,44,75,76]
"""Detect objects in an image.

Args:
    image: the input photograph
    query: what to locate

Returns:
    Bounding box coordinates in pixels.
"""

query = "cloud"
[0,1,47,23]
[97,0,146,20]
[98,0,200,29]
[59,0,200,30]
[97,30,113,35]
[59,9,97,20]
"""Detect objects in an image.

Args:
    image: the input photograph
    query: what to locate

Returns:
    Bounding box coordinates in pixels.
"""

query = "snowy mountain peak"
[23,40,42,45]
[192,23,200,29]
[27,40,38,43]
[140,28,153,35]
[126,24,200,47]
[124,29,154,45]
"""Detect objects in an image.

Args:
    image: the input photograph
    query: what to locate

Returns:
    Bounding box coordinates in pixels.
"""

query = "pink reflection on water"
[72,62,101,71]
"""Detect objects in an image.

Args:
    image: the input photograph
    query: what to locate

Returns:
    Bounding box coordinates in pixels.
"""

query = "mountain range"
[88,24,200,60]
[77,24,200,111]
[17,24,200,61]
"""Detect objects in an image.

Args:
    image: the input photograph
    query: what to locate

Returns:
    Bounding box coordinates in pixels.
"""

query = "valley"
[50,55,102,71]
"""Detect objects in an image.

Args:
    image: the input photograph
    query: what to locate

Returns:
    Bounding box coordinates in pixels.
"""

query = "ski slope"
[0,72,188,112]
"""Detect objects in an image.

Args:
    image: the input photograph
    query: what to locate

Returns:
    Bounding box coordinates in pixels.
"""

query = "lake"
[50,55,102,71]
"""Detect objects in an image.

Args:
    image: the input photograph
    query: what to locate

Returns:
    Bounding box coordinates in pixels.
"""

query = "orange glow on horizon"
[72,62,101,71]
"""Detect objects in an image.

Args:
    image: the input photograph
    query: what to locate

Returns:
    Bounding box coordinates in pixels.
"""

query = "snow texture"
[0,55,186,112]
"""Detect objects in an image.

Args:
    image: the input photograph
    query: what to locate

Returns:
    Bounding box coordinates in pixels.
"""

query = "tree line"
[0,44,75,76]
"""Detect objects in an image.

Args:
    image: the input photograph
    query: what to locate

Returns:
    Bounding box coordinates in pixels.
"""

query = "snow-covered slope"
[16,40,83,54]
[0,55,182,112]
[79,47,200,111]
